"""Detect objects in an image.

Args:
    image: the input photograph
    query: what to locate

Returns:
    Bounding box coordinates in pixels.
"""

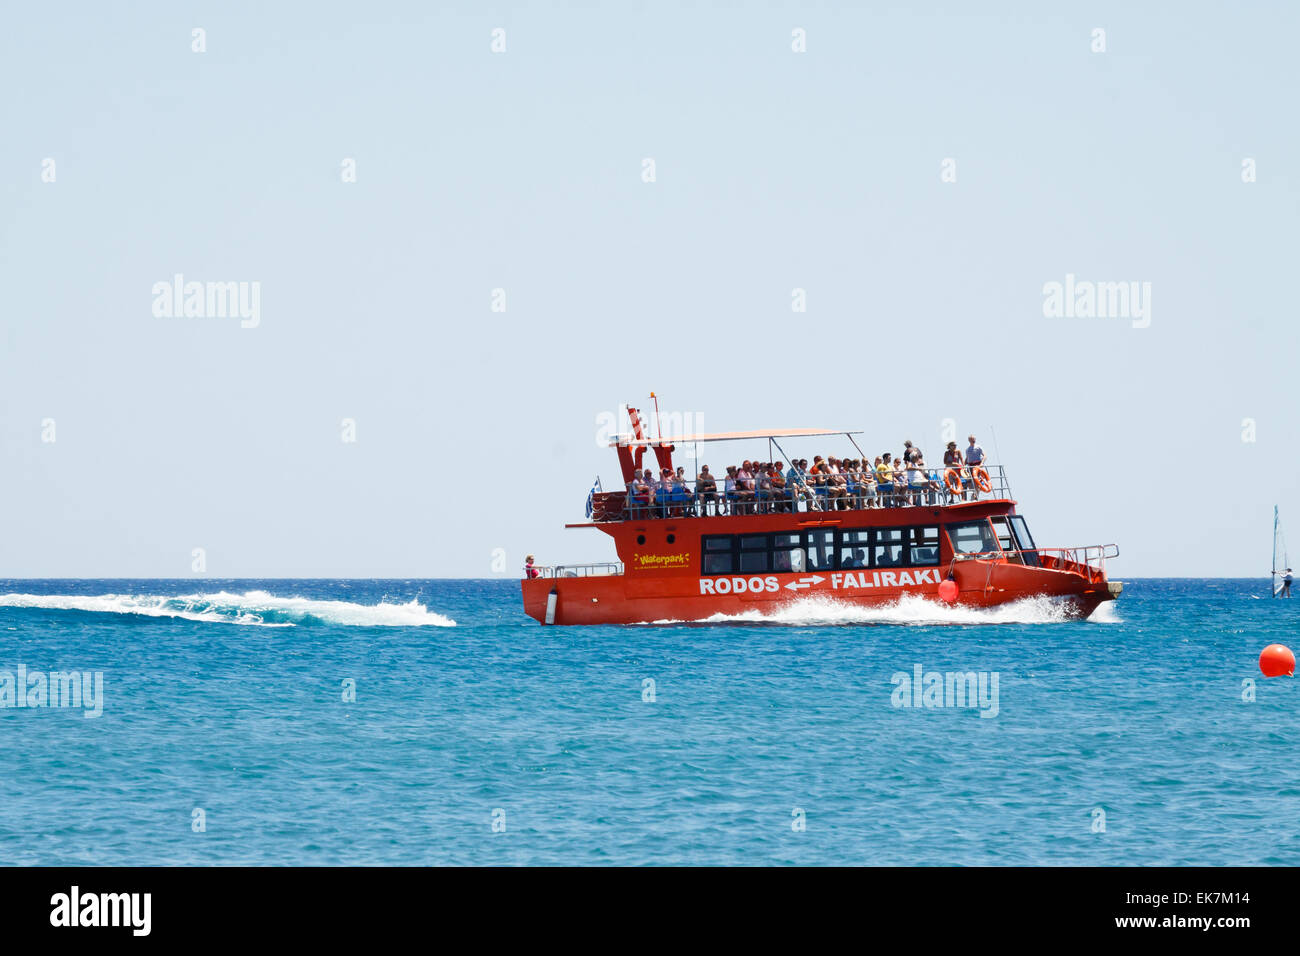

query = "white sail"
[1273,506,1290,597]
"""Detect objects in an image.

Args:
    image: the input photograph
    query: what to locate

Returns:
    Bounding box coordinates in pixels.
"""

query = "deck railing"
[588,464,1012,522]
[952,543,1119,583]
[531,562,624,579]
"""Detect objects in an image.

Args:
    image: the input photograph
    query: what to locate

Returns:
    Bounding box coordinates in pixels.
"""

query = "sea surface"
[0,578,1296,866]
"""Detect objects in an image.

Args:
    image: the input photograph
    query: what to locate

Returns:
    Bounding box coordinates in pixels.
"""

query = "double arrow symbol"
[784,574,826,591]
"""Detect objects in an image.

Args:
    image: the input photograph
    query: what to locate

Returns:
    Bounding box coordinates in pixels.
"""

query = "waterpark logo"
[1041,273,1151,328]
[890,664,999,718]
[635,553,690,568]
[151,273,261,328]
[50,886,151,936]
[0,664,104,718]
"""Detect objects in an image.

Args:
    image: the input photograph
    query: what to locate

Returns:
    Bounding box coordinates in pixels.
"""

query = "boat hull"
[522,565,1120,625]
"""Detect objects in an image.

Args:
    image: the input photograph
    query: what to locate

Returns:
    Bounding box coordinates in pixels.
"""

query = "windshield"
[946,520,998,556]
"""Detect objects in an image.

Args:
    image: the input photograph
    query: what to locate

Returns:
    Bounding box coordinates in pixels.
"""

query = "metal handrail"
[533,562,624,579]
[952,543,1119,578]
[595,464,1012,521]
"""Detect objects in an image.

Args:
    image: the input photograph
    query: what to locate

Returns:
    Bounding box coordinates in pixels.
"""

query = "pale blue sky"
[2,1,1296,577]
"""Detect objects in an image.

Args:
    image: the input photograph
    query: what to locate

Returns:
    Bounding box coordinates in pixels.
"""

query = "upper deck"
[586,412,1011,526]
[582,464,1014,525]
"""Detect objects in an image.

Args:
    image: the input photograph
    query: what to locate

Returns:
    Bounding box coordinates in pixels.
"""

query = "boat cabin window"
[909,526,940,565]
[989,517,1025,564]
[702,535,734,574]
[774,533,806,573]
[873,528,906,567]
[739,534,770,572]
[838,531,871,569]
[700,526,943,575]
[945,520,999,556]
[1008,515,1039,566]
[807,530,835,572]
[989,517,1017,553]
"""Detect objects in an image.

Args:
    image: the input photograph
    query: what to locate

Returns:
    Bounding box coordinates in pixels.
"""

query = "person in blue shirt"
[786,459,815,512]
[964,435,986,500]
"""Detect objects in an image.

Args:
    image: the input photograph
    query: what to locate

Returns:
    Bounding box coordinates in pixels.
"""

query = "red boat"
[522,407,1121,625]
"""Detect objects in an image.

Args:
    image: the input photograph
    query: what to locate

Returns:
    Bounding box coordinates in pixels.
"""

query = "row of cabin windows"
[701,526,942,575]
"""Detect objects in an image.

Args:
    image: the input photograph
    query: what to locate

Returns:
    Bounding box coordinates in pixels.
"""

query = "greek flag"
[585,476,603,519]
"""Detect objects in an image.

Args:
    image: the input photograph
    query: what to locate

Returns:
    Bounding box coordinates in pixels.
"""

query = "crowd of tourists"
[625,436,992,517]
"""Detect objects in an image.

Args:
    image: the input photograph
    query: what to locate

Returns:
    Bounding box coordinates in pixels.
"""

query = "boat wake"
[0,591,456,628]
[642,592,1121,627]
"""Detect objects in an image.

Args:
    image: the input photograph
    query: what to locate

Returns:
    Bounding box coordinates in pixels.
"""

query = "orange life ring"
[944,468,962,494]
[973,466,992,493]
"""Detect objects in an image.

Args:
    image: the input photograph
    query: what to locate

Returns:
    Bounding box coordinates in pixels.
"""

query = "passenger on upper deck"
[787,459,819,512]
[769,462,788,512]
[858,461,878,508]
[696,465,718,515]
[905,458,923,506]
[734,462,755,514]
[965,435,985,500]
[842,459,859,508]
[941,441,964,501]
[626,468,650,517]
[655,467,678,517]
[892,457,908,505]
[804,459,824,511]
[876,454,894,506]
[826,457,849,509]
[853,459,869,509]
[755,466,772,512]
[808,456,829,498]
[911,457,941,506]
[673,467,692,515]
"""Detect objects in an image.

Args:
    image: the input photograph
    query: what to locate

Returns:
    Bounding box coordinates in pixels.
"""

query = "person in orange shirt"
[769,462,787,512]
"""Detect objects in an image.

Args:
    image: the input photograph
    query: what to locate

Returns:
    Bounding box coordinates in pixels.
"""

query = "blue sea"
[1,578,1296,866]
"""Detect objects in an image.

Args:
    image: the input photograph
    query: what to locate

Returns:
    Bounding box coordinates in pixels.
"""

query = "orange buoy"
[1259,644,1295,678]
[938,578,959,604]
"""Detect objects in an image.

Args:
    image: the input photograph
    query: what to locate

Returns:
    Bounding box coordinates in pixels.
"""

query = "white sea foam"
[643,592,1120,626]
[0,591,456,627]
[1085,601,1122,624]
